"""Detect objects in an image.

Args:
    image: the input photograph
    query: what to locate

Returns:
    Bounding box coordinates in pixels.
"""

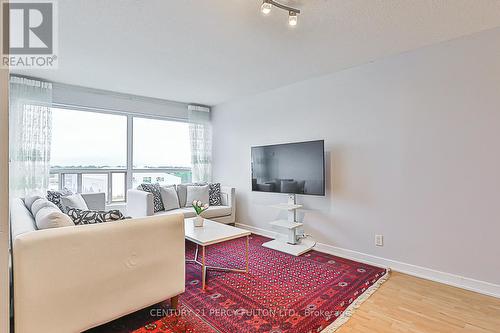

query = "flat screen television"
[251,140,325,196]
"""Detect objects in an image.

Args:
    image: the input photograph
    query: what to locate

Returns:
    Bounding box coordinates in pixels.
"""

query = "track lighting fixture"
[260,0,300,27]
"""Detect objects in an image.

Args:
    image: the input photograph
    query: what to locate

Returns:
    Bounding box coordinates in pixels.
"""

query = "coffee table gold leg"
[202,245,206,290]
[246,235,249,273]
[194,244,199,261]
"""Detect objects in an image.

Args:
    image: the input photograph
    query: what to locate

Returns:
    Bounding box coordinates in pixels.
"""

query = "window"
[132,117,192,187]
[133,117,191,169]
[48,174,59,191]
[49,107,192,204]
[82,174,108,198]
[111,173,126,202]
[132,171,187,189]
[50,108,128,203]
[51,108,127,169]
[63,174,78,193]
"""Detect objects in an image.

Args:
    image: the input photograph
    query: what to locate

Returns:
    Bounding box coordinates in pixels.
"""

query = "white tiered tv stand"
[262,194,316,256]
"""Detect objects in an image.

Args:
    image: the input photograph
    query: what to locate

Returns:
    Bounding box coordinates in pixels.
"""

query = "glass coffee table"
[184,218,251,290]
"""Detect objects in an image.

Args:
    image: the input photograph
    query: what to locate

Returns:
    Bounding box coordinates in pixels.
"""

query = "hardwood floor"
[337,272,500,333]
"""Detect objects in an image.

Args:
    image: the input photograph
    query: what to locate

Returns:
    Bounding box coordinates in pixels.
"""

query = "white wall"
[0,59,10,331]
[212,27,500,290]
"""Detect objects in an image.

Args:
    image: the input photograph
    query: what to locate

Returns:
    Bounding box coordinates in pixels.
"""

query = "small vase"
[194,215,204,227]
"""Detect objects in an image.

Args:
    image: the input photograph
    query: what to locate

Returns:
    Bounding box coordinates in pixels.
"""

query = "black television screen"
[251,140,325,196]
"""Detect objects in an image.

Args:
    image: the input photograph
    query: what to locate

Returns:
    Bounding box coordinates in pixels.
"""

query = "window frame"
[49,104,192,204]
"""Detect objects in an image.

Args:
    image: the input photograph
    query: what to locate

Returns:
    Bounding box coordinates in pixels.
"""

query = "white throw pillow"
[61,193,89,212]
[185,185,210,207]
[24,195,42,211]
[160,186,180,211]
[31,198,60,217]
[35,206,75,229]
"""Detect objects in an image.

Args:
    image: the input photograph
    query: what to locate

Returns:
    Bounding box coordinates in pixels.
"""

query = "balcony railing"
[49,167,192,204]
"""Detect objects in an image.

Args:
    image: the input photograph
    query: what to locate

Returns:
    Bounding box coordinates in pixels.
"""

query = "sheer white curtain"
[9,76,53,197]
[188,105,212,183]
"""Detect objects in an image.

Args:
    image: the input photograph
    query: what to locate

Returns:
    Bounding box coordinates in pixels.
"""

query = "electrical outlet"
[375,235,384,247]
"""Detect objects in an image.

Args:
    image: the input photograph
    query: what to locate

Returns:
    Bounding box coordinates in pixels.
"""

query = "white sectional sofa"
[10,194,185,333]
[127,185,236,224]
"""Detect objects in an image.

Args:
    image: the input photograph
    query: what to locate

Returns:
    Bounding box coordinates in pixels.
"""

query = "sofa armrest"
[81,192,106,210]
[127,189,154,218]
[13,214,185,333]
[220,186,235,207]
[219,186,236,224]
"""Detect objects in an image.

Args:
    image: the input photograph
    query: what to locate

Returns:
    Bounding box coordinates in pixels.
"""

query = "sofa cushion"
[185,185,209,208]
[81,192,106,211]
[31,198,60,217]
[176,184,188,207]
[67,208,127,225]
[209,183,222,206]
[24,195,42,212]
[35,206,74,229]
[160,186,180,211]
[47,188,74,211]
[11,198,37,237]
[176,183,207,207]
[138,184,164,212]
[201,206,232,219]
[61,193,89,212]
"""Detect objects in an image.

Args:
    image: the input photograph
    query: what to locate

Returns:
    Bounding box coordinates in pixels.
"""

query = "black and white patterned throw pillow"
[47,188,73,211]
[67,208,127,225]
[139,183,164,212]
[209,183,222,206]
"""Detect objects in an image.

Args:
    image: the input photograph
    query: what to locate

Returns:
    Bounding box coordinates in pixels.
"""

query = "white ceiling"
[14,0,500,106]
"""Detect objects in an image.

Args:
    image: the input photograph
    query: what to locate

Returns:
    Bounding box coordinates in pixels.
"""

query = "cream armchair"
[11,197,185,333]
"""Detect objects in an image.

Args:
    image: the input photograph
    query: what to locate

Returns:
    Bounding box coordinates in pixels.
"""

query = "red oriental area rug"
[88,235,389,333]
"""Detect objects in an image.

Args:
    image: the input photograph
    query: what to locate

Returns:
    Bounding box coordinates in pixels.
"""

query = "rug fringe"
[321,268,391,333]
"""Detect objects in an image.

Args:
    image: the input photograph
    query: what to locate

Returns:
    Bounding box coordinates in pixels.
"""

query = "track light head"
[261,1,272,15]
[288,11,298,26]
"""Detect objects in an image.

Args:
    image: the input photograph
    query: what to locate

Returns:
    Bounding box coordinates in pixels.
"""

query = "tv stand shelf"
[269,203,303,211]
[269,219,303,230]
[263,238,316,257]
